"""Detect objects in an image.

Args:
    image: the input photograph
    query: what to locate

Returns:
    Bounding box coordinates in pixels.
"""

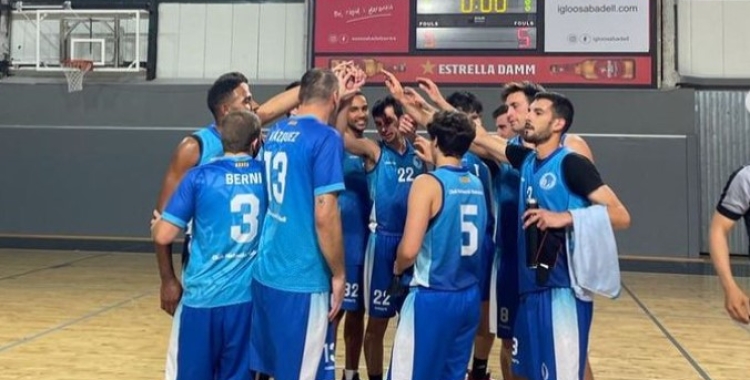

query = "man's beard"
[523,124,553,145]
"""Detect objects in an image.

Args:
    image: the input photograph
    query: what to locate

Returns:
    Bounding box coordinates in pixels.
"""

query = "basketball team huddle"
[150,61,631,380]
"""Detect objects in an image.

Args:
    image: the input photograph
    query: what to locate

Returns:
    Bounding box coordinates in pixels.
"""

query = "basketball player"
[388,110,487,380]
[709,164,750,324]
[492,105,512,139]
[151,110,267,380]
[152,72,300,317]
[331,91,372,380]
[473,92,630,380]
[249,67,358,380]
[469,81,595,380]
[445,91,499,380]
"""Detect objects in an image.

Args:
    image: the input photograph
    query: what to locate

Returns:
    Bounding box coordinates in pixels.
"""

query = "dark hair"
[285,80,301,91]
[427,110,476,159]
[298,68,339,104]
[220,110,262,153]
[207,72,248,120]
[446,91,484,115]
[500,81,546,104]
[492,104,509,119]
[533,92,575,134]
[371,95,403,120]
[339,91,366,111]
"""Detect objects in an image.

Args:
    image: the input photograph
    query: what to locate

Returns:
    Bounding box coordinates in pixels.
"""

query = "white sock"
[345,369,357,380]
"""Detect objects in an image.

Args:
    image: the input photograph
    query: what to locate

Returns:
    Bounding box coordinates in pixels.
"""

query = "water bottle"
[525,197,540,268]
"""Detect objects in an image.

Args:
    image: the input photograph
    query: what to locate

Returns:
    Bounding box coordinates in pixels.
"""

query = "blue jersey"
[340,152,372,266]
[462,151,494,234]
[254,115,346,293]
[162,156,267,308]
[411,166,488,290]
[517,147,590,294]
[493,137,523,254]
[367,141,423,234]
[193,124,224,166]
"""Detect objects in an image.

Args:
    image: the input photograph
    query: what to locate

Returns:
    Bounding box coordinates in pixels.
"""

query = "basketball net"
[61,60,94,92]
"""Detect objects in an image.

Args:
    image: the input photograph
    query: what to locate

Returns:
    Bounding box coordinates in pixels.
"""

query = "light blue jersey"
[462,152,494,226]
[193,124,224,166]
[411,166,487,291]
[254,115,346,293]
[340,153,372,267]
[367,141,424,234]
[517,147,590,294]
[162,156,268,308]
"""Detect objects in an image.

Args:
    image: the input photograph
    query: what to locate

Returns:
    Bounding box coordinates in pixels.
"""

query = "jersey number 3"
[264,151,288,204]
[461,204,479,256]
[230,193,261,244]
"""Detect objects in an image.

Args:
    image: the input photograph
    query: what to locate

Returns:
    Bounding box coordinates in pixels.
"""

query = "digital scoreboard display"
[415,0,537,51]
[311,0,656,87]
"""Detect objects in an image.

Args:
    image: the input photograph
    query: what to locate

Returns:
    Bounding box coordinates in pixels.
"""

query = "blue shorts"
[343,265,364,312]
[165,301,254,380]
[478,231,495,302]
[496,246,519,340]
[512,288,593,380]
[364,232,407,318]
[249,281,335,380]
[387,285,480,380]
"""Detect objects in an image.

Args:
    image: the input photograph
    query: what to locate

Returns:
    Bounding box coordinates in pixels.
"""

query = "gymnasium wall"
[0,82,700,258]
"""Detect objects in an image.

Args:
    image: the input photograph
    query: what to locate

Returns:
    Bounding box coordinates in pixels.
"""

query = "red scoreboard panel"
[309,0,656,87]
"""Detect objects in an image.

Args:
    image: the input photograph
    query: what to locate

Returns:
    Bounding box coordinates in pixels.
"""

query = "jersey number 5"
[461,204,479,256]
[230,193,261,244]
[264,151,288,204]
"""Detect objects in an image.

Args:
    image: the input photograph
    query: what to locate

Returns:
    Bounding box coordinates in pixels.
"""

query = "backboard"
[10,6,149,73]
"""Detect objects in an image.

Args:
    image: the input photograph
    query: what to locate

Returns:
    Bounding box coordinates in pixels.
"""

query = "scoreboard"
[310,0,656,87]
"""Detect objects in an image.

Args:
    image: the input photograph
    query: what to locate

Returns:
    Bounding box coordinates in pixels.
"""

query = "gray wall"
[0,82,699,257]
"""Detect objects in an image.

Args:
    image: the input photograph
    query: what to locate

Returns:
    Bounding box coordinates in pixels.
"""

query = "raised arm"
[382,70,435,127]
[564,134,595,162]
[472,127,510,163]
[254,85,300,125]
[416,77,455,112]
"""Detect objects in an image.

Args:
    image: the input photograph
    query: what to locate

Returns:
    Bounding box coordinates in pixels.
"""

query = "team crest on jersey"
[235,161,250,168]
[539,173,557,190]
[460,175,470,183]
[413,156,423,170]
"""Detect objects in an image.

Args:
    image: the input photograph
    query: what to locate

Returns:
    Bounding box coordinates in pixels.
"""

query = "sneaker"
[340,371,361,380]
[465,370,496,380]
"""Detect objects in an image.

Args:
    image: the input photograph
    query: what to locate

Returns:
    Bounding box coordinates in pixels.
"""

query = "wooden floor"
[1,249,749,380]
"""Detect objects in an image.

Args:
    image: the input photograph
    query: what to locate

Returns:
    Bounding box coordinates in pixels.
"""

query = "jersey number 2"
[264,151,288,204]
[230,193,261,243]
[461,204,479,256]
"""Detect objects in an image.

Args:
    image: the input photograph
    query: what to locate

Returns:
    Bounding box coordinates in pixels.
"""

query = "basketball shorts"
[164,301,254,380]
[496,246,519,340]
[479,231,496,302]
[512,288,593,380]
[249,281,334,380]
[387,285,481,380]
[342,264,364,312]
[364,232,407,318]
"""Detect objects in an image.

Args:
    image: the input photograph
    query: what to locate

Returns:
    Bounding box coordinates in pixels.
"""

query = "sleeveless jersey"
[517,147,590,294]
[193,124,223,166]
[367,140,423,234]
[462,151,494,235]
[411,166,488,290]
[161,156,267,308]
[493,136,523,255]
[339,152,372,266]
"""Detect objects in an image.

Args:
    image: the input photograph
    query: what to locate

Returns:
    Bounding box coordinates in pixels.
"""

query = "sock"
[368,375,383,380]
[344,369,357,380]
[256,375,270,380]
[471,357,488,379]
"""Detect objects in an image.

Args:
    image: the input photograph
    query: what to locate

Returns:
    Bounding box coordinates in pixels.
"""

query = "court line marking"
[622,282,712,380]
[0,253,108,281]
[0,290,154,354]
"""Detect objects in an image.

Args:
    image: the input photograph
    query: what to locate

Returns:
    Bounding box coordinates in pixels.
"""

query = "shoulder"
[561,150,596,173]
[727,165,750,185]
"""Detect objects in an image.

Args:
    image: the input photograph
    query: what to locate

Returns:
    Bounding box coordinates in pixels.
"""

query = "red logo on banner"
[314,1,410,54]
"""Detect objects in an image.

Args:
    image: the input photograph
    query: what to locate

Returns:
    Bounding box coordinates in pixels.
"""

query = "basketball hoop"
[61,59,94,92]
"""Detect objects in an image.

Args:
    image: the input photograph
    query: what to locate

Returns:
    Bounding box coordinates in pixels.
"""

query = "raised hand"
[416,76,445,105]
[413,135,434,165]
[381,69,405,101]
[403,87,432,112]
